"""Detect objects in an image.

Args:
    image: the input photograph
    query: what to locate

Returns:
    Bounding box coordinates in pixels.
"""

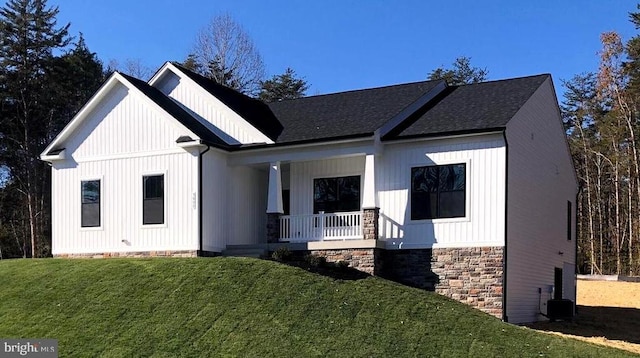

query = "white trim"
[75,148,188,163]
[40,149,66,162]
[41,72,201,160]
[141,170,168,229]
[408,158,472,224]
[381,130,504,146]
[79,175,104,231]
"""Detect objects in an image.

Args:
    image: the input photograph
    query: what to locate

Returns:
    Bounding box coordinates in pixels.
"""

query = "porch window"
[81,180,100,227]
[143,175,164,225]
[313,175,360,213]
[411,163,465,220]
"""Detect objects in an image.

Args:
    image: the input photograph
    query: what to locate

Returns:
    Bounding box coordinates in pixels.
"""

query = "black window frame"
[81,179,101,228]
[143,174,164,225]
[313,175,361,214]
[411,163,466,220]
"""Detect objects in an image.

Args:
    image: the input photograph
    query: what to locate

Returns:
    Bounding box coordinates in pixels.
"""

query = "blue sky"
[52,1,637,97]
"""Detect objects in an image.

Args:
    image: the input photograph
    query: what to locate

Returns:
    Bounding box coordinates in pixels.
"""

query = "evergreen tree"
[428,56,488,85]
[259,68,309,102]
[0,0,70,257]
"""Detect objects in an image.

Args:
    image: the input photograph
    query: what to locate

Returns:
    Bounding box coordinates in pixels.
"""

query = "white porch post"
[266,161,283,243]
[362,154,379,240]
[267,161,283,214]
[362,154,378,209]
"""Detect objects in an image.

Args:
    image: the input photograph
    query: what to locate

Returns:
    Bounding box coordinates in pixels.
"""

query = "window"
[411,164,465,220]
[313,175,360,213]
[143,175,164,225]
[567,200,572,241]
[81,180,100,227]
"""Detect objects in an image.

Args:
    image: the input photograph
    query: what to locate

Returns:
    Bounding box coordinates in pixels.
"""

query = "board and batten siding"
[201,151,268,250]
[289,156,365,216]
[52,153,199,255]
[66,82,195,159]
[377,135,506,249]
[505,77,578,324]
[51,81,201,255]
[154,70,272,145]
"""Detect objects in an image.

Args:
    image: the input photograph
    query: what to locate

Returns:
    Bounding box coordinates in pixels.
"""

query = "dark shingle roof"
[171,63,283,141]
[268,80,443,143]
[391,74,549,138]
[120,73,228,148]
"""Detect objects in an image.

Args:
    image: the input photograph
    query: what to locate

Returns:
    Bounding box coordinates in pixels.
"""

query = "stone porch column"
[362,154,379,240]
[266,161,283,243]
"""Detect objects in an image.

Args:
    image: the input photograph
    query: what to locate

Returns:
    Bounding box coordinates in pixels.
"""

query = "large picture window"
[411,164,465,220]
[313,175,360,213]
[143,175,164,225]
[81,180,100,227]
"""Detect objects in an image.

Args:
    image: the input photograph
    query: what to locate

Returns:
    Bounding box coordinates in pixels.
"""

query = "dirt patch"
[527,279,640,354]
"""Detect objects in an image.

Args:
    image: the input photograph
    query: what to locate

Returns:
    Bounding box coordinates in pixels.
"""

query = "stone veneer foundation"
[431,247,504,319]
[300,246,504,319]
[308,248,382,275]
[54,250,198,258]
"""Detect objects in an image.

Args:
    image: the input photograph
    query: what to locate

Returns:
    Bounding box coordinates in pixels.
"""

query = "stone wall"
[54,250,198,258]
[295,248,382,275]
[266,213,281,243]
[431,247,504,319]
[381,249,438,290]
[362,208,379,240]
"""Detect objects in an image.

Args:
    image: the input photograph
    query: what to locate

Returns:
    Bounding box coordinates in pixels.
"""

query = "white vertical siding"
[155,71,273,144]
[289,156,365,215]
[51,152,198,255]
[227,166,268,245]
[377,135,506,249]
[50,83,200,255]
[201,152,268,249]
[66,82,195,159]
[201,150,228,252]
[505,77,577,324]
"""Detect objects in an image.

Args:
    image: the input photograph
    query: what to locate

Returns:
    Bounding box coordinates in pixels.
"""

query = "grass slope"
[0,258,636,357]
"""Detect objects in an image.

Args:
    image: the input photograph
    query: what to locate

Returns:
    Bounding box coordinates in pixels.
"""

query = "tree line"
[563,6,640,276]
[0,0,487,259]
[0,1,309,258]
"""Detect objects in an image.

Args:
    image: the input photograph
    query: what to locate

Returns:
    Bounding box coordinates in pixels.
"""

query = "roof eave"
[383,127,507,143]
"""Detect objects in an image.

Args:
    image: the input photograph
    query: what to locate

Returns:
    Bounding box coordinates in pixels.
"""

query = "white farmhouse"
[41,62,577,323]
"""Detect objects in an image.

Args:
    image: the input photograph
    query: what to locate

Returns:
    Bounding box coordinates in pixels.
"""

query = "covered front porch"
[265,154,380,243]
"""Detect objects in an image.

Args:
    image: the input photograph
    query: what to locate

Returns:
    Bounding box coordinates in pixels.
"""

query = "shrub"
[305,254,326,268]
[271,247,292,262]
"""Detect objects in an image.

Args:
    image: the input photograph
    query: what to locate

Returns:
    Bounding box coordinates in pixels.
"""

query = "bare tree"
[107,58,153,80]
[191,14,265,96]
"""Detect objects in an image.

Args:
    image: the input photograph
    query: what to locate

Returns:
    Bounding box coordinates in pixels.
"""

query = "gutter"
[198,144,211,256]
[502,130,509,322]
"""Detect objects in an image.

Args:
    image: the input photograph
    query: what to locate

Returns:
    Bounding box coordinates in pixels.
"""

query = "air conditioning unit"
[546,299,574,321]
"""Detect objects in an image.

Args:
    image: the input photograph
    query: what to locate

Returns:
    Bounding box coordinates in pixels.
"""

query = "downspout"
[502,130,509,322]
[198,144,211,256]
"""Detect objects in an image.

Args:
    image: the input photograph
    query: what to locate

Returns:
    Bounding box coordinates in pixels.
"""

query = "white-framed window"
[81,179,101,228]
[143,174,164,225]
[410,163,466,220]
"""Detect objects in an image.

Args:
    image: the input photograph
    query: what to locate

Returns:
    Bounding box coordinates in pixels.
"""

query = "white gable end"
[61,80,199,161]
[150,63,274,145]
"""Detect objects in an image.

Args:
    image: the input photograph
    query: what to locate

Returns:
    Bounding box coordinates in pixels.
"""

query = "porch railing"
[279,211,362,242]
